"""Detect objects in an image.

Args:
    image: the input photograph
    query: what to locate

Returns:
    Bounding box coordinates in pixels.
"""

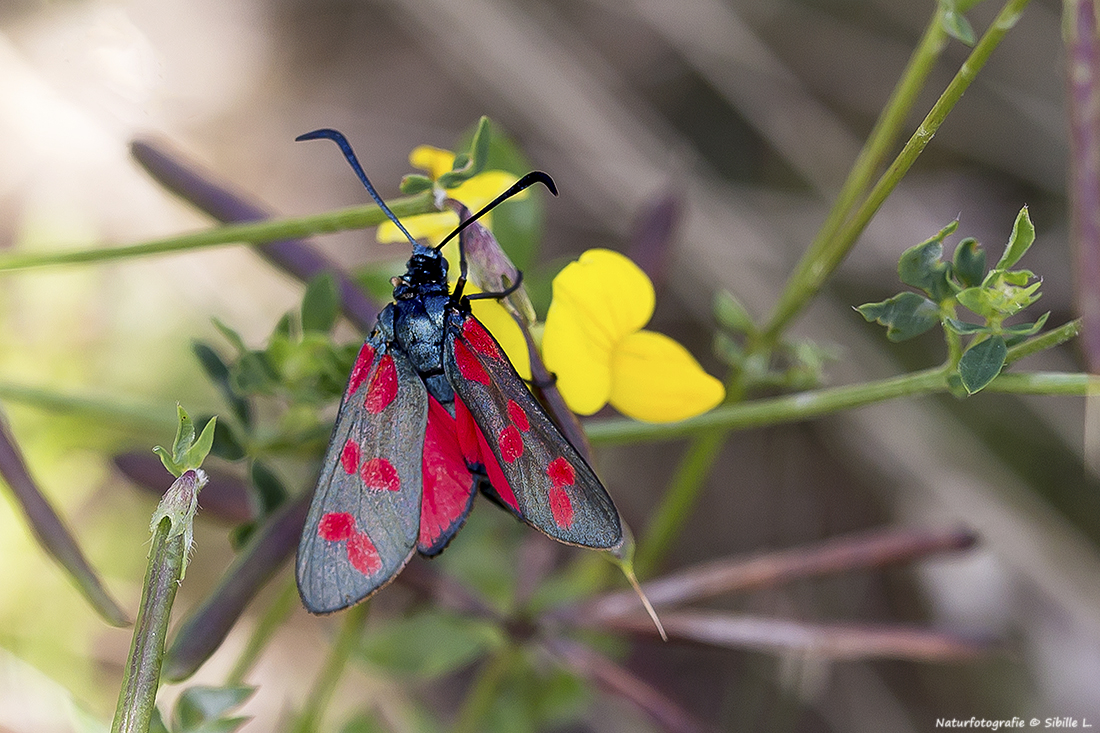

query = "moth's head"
[392,242,448,299]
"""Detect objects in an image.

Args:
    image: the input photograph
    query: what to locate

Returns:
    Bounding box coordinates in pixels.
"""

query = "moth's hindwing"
[296,337,428,613]
[443,311,622,549]
[418,395,478,555]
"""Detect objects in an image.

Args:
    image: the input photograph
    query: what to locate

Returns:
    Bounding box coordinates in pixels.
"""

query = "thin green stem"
[1003,319,1081,364]
[636,432,726,578]
[226,576,300,686]
[452,645,519,733]
[981,372,1100,394]
[111,517,186,733]
[589,366,951,446]
[802,13,950,287]
[0,192,434,272]
[761,0,1033,344]
[291,601,370,733]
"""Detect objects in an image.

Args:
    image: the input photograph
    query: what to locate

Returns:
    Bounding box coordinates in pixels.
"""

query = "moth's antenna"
[296,128,419,247]
[436,171,557,251]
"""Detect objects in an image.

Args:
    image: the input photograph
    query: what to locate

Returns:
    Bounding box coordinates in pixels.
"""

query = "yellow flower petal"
[376,211,459,245]
[608,330,725,423]
[466,284,532,381]
[409,146,455,180]
[542,249,655,415]
[542,288,612,415]
[450,170,524,210]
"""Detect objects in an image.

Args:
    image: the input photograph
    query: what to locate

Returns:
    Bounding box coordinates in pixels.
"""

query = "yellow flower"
[541,249,725,423]
[377,145,522,245]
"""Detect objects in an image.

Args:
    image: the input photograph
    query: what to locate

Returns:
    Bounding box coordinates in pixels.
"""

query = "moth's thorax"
[382,293,449,377]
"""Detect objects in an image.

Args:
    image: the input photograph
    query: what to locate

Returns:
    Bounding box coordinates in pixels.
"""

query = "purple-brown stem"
[0,413,128,626]
[545,637,708,733]
[1066,0,1100,370]
[596,611,991,662]
[571,525,976,620]
[130,139,379,332]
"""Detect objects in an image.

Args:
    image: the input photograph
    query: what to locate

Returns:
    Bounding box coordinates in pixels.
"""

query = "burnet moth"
[295,129,623,614]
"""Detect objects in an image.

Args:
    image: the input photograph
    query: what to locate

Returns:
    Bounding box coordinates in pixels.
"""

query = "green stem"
[291,602,370,733]
[981,372,1100,394]
[636,432,726,578]
[226,576,299,686]
[589,366,951,445]
[0,193,435,272]
[452,645,519,733]
[111,517,186,733]
[1003,319,1081,364]
[588,354,1087,447]
[760,0,1032,344]
[801,13,949,288]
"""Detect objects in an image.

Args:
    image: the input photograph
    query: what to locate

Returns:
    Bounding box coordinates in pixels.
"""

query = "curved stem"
[760,0,1033,344]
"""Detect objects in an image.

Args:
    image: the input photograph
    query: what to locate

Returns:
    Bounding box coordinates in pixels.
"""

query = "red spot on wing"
[347,343,376,397]
[463,317,500,357]
[549,485,575,528]
[340,440,361,474]
[361,457,400,492]
[318,512,356,541]
[498,424,524,463]
[364,354,398,413]
[420,397,476,553]
[346,532,383,575]
[547,457,576,489]
[506,400,529,431]
[454,340,491,385]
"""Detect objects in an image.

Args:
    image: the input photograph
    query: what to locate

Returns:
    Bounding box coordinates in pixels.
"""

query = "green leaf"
[940,8,976,45]
[855,292,940,341]
[943,318,988,335]
[250,461,287,515]
[898,237,953,302]
[713,289,755,334]
[357,610,501,679]
[300,273,339,333]
[209,420,246,461]
[958,335,1007,394]
[173,405,197,464]
[183,417,217,471]
[955,286,988,315]
[952,237,985,288]
[233,352,277,395]
[193,342,252,427]
[995,206,1035,270]
[399,173,433,195]
[1003,311,1050,337]
[175,686,254,730]
[211,318,248,355]
[438,116,492,188]
[713,331,744,367]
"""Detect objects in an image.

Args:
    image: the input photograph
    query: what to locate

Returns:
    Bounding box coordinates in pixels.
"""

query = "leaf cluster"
[190,273,360,544]
[857,207,1047,393]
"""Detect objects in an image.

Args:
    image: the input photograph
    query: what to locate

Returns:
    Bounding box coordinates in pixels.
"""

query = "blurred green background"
[1,0,1096,730]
